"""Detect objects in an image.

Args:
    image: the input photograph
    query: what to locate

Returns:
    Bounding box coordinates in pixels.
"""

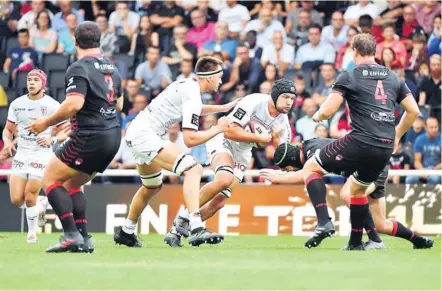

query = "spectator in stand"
[135,46,172,97]
[218,0,250,39]
[375,0,405,27]
[312,63,336,106]
[428,14,441,56]
[196,0,218,24]
[162,24,197,78]
[29,10,57,56]
[260,63,278,93]
[314,123,329,139]
[17,0,53,30]
[245,30,263,60]
[122,94,148,129]
[335,25,359,71]
[120,80,140,115]
[187,9,216,50]
[344,0,379,26]
[428,14,441,44]
[416,62,430,86]
[329,106,351,139]
[243,8,286,48]
[359,14,383,44]
[260,31,294,78]
[136,0,161,17]
[129,15,159,63]
[296,98,327,141]
[150,1,185,50]
[3,29,39,78]
[109,1,140,41]
[398,5,424,50]
[56,13,77,55]
[286,0,323,29]
[418,54,441,120]
[286,9,311,49]
[203,21,238,62]
[259,81,271,94]
[388,142,410,184]
[404,113,426,146]
[376,23,407,66]
[176,59,196,81]
[378,47,396,69]
[412,1,441,34]
[321,11,349,51]
[96,13,118,58]
[52,0,84,33]
[391,60,417,97]
[0,0,20,38]
[292,74,311,110]
[406,33,428,73]
[295,24,335,70]
[406,117,441,184]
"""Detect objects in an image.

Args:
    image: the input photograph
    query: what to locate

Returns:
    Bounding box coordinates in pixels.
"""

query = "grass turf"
[0,233,440,290]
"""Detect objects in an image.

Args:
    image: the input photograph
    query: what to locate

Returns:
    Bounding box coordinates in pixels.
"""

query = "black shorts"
[315,134,393,186]
[55,127,121,175]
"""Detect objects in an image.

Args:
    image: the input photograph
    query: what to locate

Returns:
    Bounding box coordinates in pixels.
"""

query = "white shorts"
[206,134,252,181]
[125,125,170,165]
[12,151,52,180]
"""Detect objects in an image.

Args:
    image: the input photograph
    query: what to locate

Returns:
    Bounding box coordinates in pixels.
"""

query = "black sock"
[305,174,329,225]
[392,220,418,242]
[46,183,77,233]
[349,196,369,246]
[69,188,88,237]
[364,210,382,243]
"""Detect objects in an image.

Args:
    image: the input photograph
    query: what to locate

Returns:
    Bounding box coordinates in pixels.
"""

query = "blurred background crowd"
[0,0,440,185]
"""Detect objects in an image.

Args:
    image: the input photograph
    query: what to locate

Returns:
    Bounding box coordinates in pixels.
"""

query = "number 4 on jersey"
[104,74,115,102]
[374,80,387,104]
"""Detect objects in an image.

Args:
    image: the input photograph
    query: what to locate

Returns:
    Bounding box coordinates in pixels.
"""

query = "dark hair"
[412,33,427,43]
[195,56,223,73]
[116,1,129,7]
[380,47,396,66]
[348,25,360,35]
[308,23,322,33]
[295,74,305,82]
[35,10,52,30]
[237,41,249,49]
[95,13,107,21]
[148,45,160,52]
[321,63,335,70]
[139,15,153,47]
[75,21,101,49]
[18,28,29,35]
[359,14,373,28]
[181,59,193,65]
[382,22,396,31]
[351,33,376,57]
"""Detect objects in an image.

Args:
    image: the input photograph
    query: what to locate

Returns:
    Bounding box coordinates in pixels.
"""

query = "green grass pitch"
[0,233,440,290]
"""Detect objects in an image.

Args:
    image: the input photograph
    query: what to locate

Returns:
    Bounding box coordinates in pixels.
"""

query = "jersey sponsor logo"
[233,108,246,120]
[234,162,246,172]
[67,77,74,86]
[75,158,83,166]
[368,71,387,77]
[12,159,24,169]
[66,85,77,92]
[28,108,35,111]
[20,134,37,141]
[370,111,395,122]
[15,108,25,112]
[30,162,45,170]
[191,114,199,127]
[94,62,115,71]
[100,107,116,116]
[41,106,47,115]
[362,70,368,76]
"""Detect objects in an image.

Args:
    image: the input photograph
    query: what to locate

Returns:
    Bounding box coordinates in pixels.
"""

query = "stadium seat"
[48,71,66,88]
[13,71,29,90]
[0,72,9,88]
[6,88,17,104]
[56,88,65,103]
[0,106,8,126]
[41,54,69,73]
[5,37,19,53]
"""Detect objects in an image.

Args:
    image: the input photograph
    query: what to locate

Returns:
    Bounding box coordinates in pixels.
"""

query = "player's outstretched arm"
[182,116,232,148]
[312,92,344,122]
[200,98,242,116]
[260,168,305,184]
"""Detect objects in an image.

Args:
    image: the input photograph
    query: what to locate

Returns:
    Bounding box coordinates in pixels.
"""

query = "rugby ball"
[245,120,269,148]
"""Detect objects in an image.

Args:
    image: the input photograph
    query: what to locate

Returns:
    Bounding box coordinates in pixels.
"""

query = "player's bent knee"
[173,153,201,176]
[24,192,38,206]
[10,196,24,207]
[214,165,235,189]
[140,172,164,189]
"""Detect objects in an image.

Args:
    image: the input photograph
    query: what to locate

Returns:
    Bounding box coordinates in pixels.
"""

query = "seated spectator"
[398,5,424,50]
[388,142,410,184]
[344,0,379,26]
[286,9,311,49]
[329,106,351,139]
[121,79,141,115]
[109,1,140,41]
[187,9,216,50]
[406,117,441,184]
[314,123,329,138]
[428,14,441,44]
[292,74,311,109]
[203,21,237,62]
[428,14,441,57]
[191,0,218,25]
[150,1,185,50]
[245,30,263,60]
[359,14,383,44]
[296,98,327,141]
[404,113,426,146]
[29,10,57,56]
[135,46,172,96]
[375,1,404,27]
[321,11,349,51]
[295,24,336,70]
[391,60,417,97]
[335,25,359,71]
[312,63,335,106]
[17,0,53,30]
[176,59,196,81]
[260,31,294,78]
[412,1,441,34]
[136,0,161,17]
[56,13,77,55]
[260,0,286,23]
[376,23,407,66]
[52,0,84,33]
[406,34,428,73]
[243,8,286,48]
[378,47,396,69]
[0,1,21,38]
[3,29,39,78]
[218,0,250,38]
[96,13,118,58]
[130,15,159,63]
[286,1,323,30]
[122,94,148,129]
[418,54,441,119]
[260,63,278,92]
[416,62,430,86]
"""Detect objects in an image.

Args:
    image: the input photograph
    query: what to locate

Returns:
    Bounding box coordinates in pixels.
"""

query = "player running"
[1,69,68,243]
[260,139,434,250]
[113,56,235,248]
[164,79,296,247]
[27,22,124,253]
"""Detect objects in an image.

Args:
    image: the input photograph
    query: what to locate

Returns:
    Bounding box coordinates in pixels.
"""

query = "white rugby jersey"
[132,78,203,136]
[227,93,292,151]
[7,94,61,152]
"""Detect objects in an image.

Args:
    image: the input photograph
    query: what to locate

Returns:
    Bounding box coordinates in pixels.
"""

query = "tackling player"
[164,79,296,247]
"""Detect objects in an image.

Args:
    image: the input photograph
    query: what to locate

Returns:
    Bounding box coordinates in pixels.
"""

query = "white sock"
[189,211,203,231]
[178,207,189,220]
[122,219,137,235]
[26,205,38,235]
[19,203,26,209]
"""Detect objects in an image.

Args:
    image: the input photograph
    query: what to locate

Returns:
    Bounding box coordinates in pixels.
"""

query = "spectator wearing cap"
[321,11,349,51]
[376,23,407,66]
[203,21,238,62]
[335,25,359,71]
[17,0,53,30]
[312,63,336,106]
[418,54,441,119]
[398,5,424,50]
[150,1,185,50]
[3,29,39,78]
[218,0,250,39]
[245,30,263,60]
[391,60,417,97]
[344,0,379,26]
[286,1,323,30]
[412,1,441,34]
[187,9,216,50]
[286,9,311,49]
[29,10,57,56]
[52,0,84,33]
[243,8,286,49]
[260,31,294,78]
[96,14,118,58]
[56,13,77,55]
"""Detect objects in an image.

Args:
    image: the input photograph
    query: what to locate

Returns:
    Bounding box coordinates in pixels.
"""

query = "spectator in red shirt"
[398,5,424,50]
[376,23,407,65]
[359,14,383,44]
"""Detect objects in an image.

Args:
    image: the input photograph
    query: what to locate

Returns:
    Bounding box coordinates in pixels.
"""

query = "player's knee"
[173,154,201,176]
[24,191,38,206]
[140,171,164,190]
[10,195,24,207]
[214,165,235,189]
[375,220,388,233]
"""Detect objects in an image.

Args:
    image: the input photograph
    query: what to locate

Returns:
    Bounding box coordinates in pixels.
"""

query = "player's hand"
[260,169,283,184]
[26,118,49,135]
[217,116,233,131]
[271,127,284,140]
[258,132,272,145]
[36,137,52,148]
[392,138,400,154]
[1,142,15,157]
[224,98,242,112]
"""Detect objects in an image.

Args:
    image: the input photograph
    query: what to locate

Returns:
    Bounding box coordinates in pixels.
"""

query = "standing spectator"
[176,59,196,81]
[3,29,39,77]
[335,25,359,71]
[388,142,410,184]
[56,13,77,55]
[412,1,441,34]
[203,21,238,62]
[296,98,327,141]
[286,1,323,29]
[286,9,311,49]
[129,15,159,63]
[260,31,294,78]
[321,11,349,51]
[398,5,424,50]
[312,63,336,106]
[135,46,172,96]
[52,0,84,33]
[376,23,407,66]
[344,0,379,26]
[187,9,216,50]
[218,0,250,38]
[109,1,140,40]
[245,30,263,60]
[379,47,396,69]
[29,10,57,56]
[418,54,441,119]
[406,117,441,184]
[96,13,118,58]
[17,0,53,30]
[243,8,286,48]
[150,1,185,50]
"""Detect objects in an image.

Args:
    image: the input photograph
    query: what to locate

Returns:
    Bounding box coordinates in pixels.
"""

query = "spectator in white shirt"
[286,0,323,34]
[17,0,53,30]
[344,0,379,26]
[261,31,295,77]
[218,0,250,38]
[176,59,196,81]
[321,11,349,51]
[109,1,140,39]
[296,98,327,141]
[243,8,286,48]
